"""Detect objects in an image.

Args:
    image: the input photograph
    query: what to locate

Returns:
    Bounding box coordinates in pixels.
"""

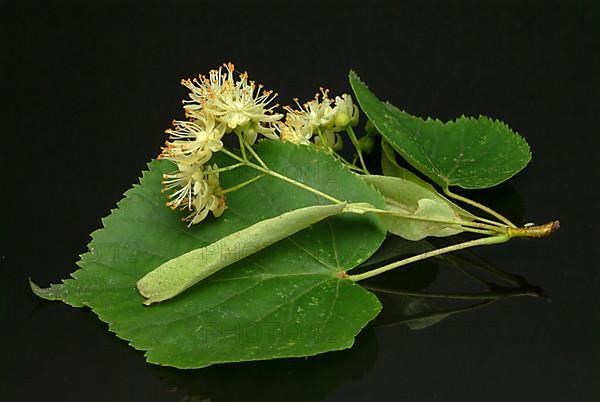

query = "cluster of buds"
[278,90,359,150]
[160,63,283,225]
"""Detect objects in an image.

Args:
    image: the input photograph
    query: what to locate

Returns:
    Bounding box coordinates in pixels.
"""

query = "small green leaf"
[31,141,387,369]
[350,71,532,189]
[380,139,422,182]
[362,175,472,241]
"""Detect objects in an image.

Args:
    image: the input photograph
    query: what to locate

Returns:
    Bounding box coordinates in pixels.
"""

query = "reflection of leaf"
[428,235,536,288]
[351,72,531,189]
[31,141,387,368]
[359,235,542,330]
[402,299,453,330]
[376,294,448,330]
[375,294,494,330]
[362,175,472,240]
[150,327,378,402]
[359,235,437,270]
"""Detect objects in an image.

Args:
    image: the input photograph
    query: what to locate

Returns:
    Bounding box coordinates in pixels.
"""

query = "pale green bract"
[362,175,472,241]
[137,203,347,305]
[381,139,420,180]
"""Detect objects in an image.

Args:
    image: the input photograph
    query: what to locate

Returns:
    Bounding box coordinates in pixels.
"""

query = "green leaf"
[31,141,386,369]
[380,138,473,218]
[350,71,532,189]
[362,175,473,241]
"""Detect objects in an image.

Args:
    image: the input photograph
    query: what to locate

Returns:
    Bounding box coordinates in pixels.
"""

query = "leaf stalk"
[347,234,511,282]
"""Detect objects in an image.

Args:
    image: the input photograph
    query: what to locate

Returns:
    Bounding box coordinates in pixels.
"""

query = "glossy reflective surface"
[3,1,598,401]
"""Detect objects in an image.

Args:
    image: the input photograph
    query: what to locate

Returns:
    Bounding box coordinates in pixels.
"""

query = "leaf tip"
[29,278,60,301]
[348,70,365,89]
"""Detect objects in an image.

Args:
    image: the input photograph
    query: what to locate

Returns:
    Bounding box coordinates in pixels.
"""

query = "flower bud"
[334,111,352,129]
[365,121,379,137]
[357,136,375,154]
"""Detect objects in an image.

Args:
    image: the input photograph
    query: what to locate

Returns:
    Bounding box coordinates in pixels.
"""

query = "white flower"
[278,120,313,145]
[162,109,226,165]
[162,162,204,210]
[333,94,359,130]
[180,65,232,111]
[166,62,285,227]
[284,89,336,130]
[182,63,283,144]
[184,164,226,225]
[162,161,226,226]
[278,90,352,151]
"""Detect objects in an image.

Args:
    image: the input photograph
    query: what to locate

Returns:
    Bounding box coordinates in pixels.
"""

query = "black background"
[2,1,599,401]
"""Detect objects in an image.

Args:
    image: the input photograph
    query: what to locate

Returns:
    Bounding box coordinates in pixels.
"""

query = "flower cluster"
[181,63,283,144]
[160,63,283,225]
[278,90,359,149]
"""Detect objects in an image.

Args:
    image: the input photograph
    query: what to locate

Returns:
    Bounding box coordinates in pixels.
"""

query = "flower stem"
[243,141,268,168]
[251,164,344,204]
[316,128,329,149]
[456,227,498,236]
[354,205,505,233]
[219,148,508,232]
[236,132,247,161]
[220,148,344,204]
[345,126,370,174]
[348,234,511,282]
[443,186,517,228]
[220,148,247,164]
[333,152,366,173]
[218,174,266,195]
[212,163,245,173]
[472,215,508,228]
